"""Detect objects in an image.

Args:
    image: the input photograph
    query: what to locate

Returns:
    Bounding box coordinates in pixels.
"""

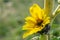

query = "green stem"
[44,0,53,17]
[43,0,54,40]
[40,35,48,40]
[52,5,60,18]
[51,7,60,27]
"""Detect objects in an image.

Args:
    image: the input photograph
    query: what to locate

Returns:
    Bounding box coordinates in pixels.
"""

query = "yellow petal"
[23,17,37,30]
[22,23,34,30]
[41,9,47,20]
[23,27,40,39]
[23,25,46,39]
[43,17,50,25]
[30,4,43,19]
[25,16,36,23]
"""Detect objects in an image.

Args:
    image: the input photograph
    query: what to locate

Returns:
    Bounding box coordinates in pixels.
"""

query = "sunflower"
[22,4,50,38]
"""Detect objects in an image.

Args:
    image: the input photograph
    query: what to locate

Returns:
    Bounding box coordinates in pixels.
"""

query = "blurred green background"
[0,0,60,40]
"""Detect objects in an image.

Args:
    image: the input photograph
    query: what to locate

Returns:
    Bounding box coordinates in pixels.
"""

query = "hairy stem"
[44,0,53,17]
[42,0,54,40]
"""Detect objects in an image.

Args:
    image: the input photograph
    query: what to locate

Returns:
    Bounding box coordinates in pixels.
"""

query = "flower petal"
[23,27,41,38]
[41,10,47,20]
[22,23,34,30]
[23,17,37,30]
[23,25,47,38]
[25,16,36,23]
[43,17,50,25]
[30,4,43,19]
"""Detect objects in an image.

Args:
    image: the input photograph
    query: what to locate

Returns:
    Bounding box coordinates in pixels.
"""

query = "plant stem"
[43,0,54,40]
[40,35,48,40]
[52,5,60,18]
[44,0,53,17]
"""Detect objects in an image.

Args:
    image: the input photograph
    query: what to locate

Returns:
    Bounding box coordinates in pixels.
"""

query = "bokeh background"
[0,0,60,40]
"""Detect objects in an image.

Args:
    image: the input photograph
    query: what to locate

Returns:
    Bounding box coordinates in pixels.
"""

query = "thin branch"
[52,5,60,18]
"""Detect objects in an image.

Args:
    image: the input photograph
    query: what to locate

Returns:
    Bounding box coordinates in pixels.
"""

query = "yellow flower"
[22,4,50,38]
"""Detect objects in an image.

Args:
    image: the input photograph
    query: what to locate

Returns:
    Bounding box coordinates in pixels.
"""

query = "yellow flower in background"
[22,4,50,38]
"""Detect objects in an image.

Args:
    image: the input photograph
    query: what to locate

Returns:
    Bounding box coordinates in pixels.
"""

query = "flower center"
[37,19,43,26]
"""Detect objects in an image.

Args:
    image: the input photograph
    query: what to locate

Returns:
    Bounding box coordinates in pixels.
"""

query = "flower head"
[22,4,50,38]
